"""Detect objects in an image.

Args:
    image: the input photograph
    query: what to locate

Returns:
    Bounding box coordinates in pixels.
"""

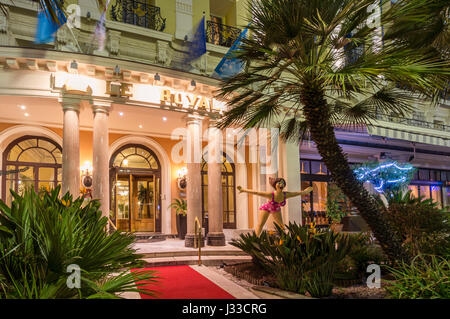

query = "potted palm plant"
[326,184,348,232]
[169,198,187,239]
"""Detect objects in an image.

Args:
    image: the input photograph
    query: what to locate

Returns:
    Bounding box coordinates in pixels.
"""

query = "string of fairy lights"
[353,161,415,193]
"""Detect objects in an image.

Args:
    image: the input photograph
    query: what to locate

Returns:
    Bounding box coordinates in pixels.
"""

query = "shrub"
[0,186,159,299]
[385,255,450,299]
[326,183,349,224]
[381,190,450,257]
[346,233,388,276]
[230,222,353,297]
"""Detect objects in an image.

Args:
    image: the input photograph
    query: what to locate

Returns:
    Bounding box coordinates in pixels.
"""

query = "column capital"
[91,99,112,114]
[185,113,204,126]
[207,118,221,129]
[58,94,82,113]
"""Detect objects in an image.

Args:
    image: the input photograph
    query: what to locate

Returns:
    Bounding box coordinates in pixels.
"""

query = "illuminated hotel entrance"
[110,144,161,232]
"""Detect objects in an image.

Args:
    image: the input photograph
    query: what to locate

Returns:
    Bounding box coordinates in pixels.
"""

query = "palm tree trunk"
[300,83,410,263]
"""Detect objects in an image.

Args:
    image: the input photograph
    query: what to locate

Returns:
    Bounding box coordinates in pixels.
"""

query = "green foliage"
[168,198,187,216]
[326,183,348,223]
[0,186,159,299]
[381,190,450,257]
[230,222,354,297]
[214,0,450,264]
[385,255,450,299]
[335,232,388,282]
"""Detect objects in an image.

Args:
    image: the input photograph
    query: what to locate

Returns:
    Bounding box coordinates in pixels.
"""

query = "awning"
[367,126,450,148]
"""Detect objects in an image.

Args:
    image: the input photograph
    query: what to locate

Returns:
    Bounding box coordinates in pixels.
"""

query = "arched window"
[111,145,159,170]
[2,136,62,204]
[109,144,161,232]
[201,153,236,229]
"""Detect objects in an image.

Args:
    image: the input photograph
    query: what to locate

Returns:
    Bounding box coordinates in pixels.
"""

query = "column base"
[207,232,226,246]
[185,233,205,248]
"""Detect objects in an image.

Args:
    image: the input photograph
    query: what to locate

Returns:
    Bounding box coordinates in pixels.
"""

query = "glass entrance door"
[132,175,156,232]
[114,174,158,232]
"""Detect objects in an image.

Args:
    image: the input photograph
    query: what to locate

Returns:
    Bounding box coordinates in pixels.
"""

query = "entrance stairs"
[133,238,252,267]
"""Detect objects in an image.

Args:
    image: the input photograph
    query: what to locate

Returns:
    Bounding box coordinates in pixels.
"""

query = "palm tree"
[216,0,449,262]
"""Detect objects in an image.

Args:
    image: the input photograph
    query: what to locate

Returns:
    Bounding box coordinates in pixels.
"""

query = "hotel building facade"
[0,0,448,247]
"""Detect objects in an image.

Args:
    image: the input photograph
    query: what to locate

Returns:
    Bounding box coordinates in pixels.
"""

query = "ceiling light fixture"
[119,112,124,116]
[162,117,167,121]
[24,113,29,117]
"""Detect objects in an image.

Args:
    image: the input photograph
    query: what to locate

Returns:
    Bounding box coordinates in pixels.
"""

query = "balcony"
[375,113,450,133]
[206,20,241,48]
[110,0,166,32]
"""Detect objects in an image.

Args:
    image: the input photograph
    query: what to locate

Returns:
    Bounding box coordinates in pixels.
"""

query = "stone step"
[141,249,248,258]
[142,255,252,267]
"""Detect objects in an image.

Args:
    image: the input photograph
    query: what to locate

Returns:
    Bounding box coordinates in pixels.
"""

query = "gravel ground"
[329,284,388,299]
[209,265,258,291]
[208,264,389,299]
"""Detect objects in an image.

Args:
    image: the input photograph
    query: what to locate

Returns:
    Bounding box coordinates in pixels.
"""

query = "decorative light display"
[353,161,415,193]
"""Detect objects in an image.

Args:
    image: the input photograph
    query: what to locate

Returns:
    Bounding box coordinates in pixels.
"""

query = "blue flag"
[35,0,66,44]
[213,26,248,79]
[183,16,207,64]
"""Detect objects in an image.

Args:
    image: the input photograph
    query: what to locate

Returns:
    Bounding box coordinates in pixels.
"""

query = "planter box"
[330,223,343,233]
[176,214,187,240]
[341,215,370,232]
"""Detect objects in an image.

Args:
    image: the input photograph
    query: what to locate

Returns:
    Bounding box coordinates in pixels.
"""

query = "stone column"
[278,138,302,225]
[206,120,225,246]
[185,114,205,247]
[60,96,81,197]
[92,100,111,221]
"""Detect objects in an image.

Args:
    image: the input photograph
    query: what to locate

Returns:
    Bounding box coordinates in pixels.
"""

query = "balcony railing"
[206,21,241,47]
[375,113,450,132]
[111,0,166,32]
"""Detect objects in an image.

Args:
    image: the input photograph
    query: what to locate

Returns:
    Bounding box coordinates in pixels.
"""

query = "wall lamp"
[69,60,78,74]
[154,73,163,85]
[188,79,196,91]
[176,167,187,192]
[81,160,93,189]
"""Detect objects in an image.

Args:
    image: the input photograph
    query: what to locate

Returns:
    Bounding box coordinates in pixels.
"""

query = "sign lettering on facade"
[160,88,222,113]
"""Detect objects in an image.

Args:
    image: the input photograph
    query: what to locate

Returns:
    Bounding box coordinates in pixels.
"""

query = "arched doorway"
[110,144,161,232]
[1,135,62,205]
[201,153,236,229]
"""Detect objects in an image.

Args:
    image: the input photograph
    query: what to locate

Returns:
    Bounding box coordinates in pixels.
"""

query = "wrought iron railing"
[334,113,450,133]
[206,20,241,47]
[375,113,450,132]
[111,0,166,32]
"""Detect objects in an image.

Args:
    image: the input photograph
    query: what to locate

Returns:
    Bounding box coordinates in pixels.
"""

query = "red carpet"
[133,266,236,299]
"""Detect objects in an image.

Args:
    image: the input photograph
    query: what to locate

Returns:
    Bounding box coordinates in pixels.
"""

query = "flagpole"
[66,24,83,53]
